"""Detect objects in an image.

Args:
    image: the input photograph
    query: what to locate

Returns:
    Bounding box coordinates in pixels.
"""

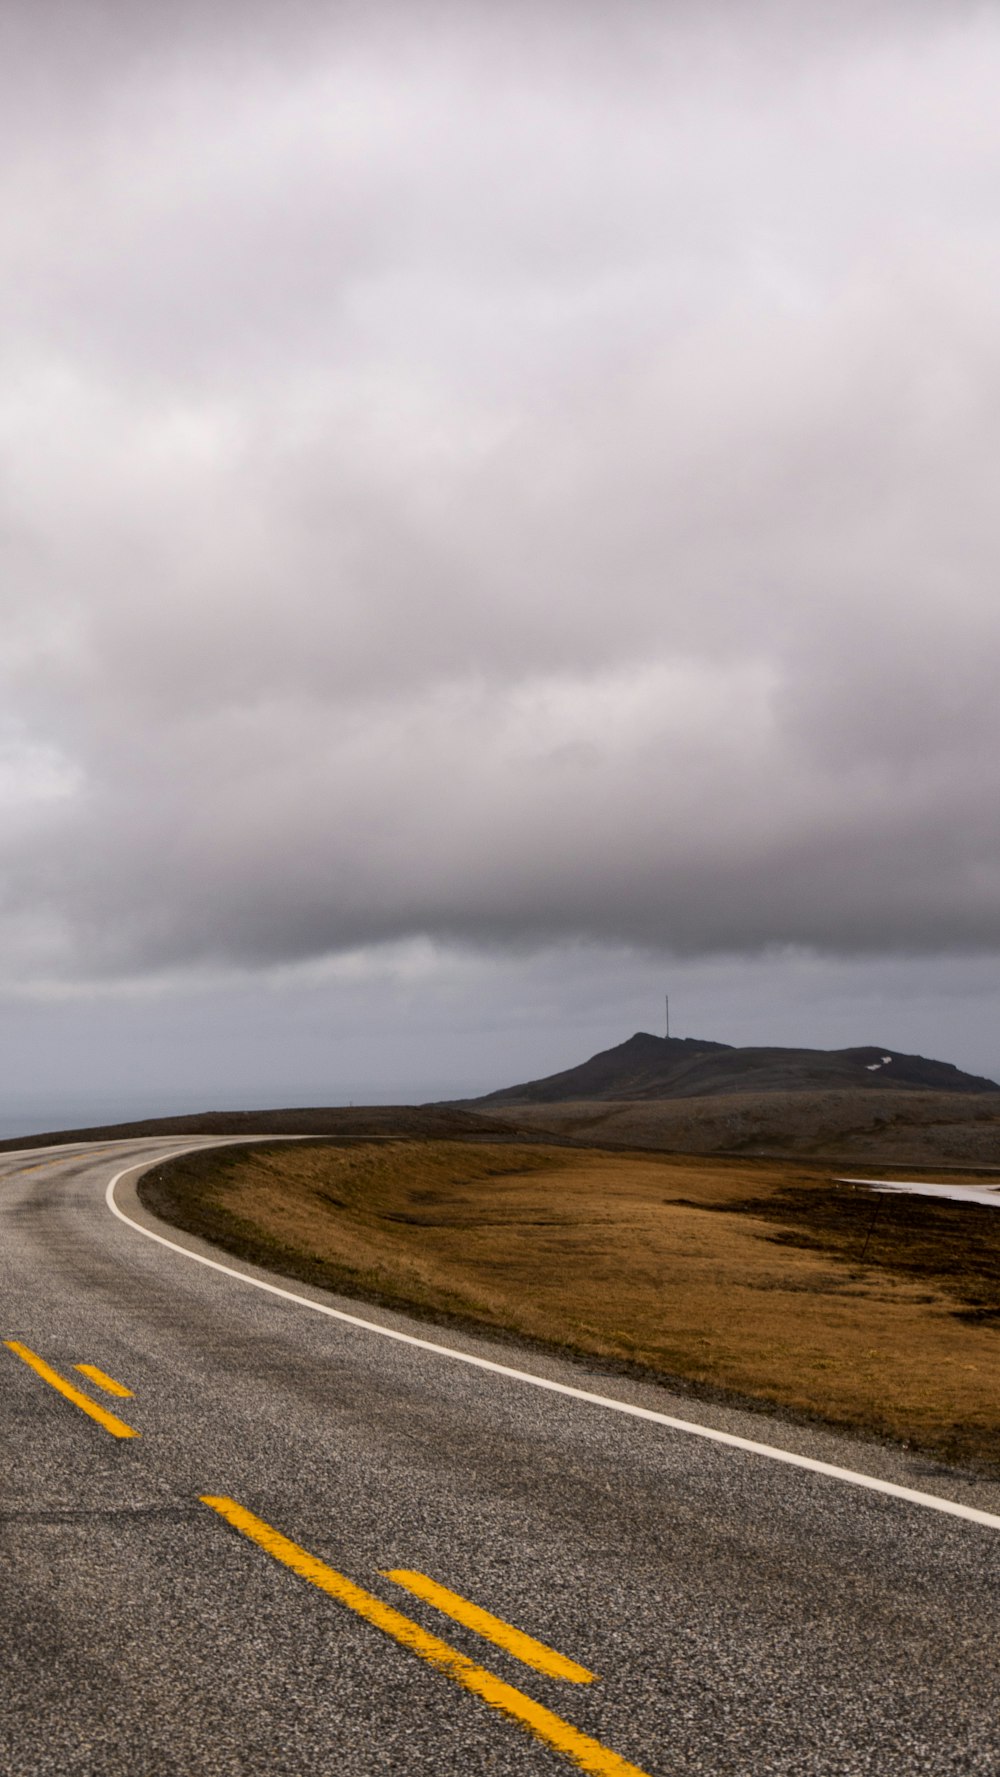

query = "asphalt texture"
[2,1139,1000,1777]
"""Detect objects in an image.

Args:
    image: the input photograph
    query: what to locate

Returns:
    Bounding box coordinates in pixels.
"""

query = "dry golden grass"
[141,1140,1000,1468]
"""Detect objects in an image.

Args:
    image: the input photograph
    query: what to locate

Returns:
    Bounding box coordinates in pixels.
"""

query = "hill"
[467,1031,999,1105]
[0,1103,513,1154]
[479,1090,1000,1166]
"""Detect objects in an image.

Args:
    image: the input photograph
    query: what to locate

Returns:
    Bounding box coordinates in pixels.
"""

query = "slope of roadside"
[137,1137,1000,1474]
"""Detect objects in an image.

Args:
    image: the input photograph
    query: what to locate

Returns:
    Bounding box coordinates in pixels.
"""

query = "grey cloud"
[1,1,999,988]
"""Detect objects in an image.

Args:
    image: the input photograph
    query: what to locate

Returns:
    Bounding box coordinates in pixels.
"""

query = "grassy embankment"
[139,1139,1000,1471]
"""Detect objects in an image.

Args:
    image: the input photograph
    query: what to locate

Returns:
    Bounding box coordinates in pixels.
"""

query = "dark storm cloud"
[1,1,999,987]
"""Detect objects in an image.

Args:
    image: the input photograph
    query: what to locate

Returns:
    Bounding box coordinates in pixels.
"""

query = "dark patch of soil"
[717,1180,1000,1321]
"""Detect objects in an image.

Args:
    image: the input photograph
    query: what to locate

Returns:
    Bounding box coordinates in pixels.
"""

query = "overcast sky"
[2,1,999,1128]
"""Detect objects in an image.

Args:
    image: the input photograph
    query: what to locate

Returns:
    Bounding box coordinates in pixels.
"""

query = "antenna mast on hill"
[665,994,670,1040]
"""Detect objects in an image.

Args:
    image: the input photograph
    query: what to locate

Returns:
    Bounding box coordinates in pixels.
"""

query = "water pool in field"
[838,1177,1000,1208]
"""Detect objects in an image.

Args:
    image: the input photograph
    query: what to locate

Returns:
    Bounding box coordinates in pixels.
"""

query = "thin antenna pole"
[665,993,670,1039]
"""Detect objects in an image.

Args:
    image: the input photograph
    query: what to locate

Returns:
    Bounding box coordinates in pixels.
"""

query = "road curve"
[3,1138,1000,1776]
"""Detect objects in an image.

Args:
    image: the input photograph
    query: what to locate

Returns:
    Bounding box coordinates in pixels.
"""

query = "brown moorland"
[139,1138,1000,1471]
[484,1090,1000,1165]
[0,1102,515,1154]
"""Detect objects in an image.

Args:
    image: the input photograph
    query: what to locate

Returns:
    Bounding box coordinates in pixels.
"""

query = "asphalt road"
[3,1138,1000,1777]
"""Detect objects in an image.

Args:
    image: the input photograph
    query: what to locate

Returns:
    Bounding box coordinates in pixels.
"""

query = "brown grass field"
[139,1139,1000,1472]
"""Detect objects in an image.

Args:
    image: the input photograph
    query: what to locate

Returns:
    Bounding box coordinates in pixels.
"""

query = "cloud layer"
[2,2,999,987]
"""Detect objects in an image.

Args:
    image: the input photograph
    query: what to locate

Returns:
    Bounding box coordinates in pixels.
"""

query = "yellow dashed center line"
[8,1148,116,1177]
[201,1496,652,1777]
[4,1342,138,1439]
[384,1568,595,1683]
[74,1363,134,1398]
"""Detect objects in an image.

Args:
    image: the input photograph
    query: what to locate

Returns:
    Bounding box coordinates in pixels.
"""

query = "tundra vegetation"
[141,1139,1000,1472]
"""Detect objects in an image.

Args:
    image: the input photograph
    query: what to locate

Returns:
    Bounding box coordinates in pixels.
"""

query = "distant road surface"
[3,1139,1000,1776]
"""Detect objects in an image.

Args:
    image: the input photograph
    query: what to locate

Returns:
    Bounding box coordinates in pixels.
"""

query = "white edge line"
[104,1148,1000,1534]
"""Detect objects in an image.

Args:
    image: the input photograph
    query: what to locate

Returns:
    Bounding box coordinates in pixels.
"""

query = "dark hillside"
[0,1103,512,1154]
[469,1032,998,1105]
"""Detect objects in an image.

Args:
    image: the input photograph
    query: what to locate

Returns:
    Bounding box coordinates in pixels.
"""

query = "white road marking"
[102,1150,1000,1534]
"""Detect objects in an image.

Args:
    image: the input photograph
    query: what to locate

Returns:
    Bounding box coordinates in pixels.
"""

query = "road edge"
[105,1148,1000,1535]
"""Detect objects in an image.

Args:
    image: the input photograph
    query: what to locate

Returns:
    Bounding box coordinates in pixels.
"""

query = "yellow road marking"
[74,1363,133,1398]
[11,1149,115,1176]
[201,1497,652,1777]
[4,1342,138,1439]
[384,1568,595,1683]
